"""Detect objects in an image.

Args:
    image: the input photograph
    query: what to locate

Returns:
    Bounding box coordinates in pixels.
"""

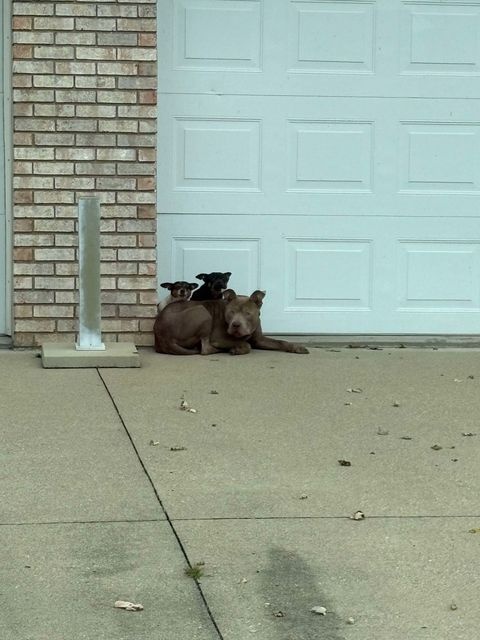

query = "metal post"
[76,197,105,351]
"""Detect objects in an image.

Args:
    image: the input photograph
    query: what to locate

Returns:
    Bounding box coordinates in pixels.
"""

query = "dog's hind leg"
[200,337,220,355]
[169,344,201,355]
[155,341,200,355]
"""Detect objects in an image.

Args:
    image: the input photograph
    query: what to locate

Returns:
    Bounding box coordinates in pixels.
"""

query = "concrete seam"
[96,368,225,640]
[2,513,479,527]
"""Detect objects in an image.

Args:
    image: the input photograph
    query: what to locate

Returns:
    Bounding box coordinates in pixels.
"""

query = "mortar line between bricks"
[96,369,225,640]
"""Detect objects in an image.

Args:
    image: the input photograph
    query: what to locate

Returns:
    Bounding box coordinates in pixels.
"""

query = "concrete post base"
[41,342,141,368]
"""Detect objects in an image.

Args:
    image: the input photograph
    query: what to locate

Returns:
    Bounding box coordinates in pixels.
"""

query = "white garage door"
[157,0,480,334]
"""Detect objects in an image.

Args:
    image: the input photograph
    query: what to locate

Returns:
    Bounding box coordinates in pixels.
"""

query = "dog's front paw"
[229,343,251,356]
[291,344,309,354]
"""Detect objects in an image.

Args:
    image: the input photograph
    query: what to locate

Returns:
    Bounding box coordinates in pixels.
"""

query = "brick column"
[12,1,157,347]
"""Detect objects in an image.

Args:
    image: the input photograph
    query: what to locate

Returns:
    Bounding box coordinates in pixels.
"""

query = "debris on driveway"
[431,444,442,451]
[170,446,187,451]
[350,510,365,520]
[114,600,144,611]
[210,390,219,395]
[377,427,389,436]
[347,388,362,393]
[179,399,197,413]
[462,432,477,437]
[347,617,355,624]
[338,459,352,466]
[273,610,286,618]
[392,401,400,407]
[311,606,327,615]
[149,440,160,446]
[468,527,480,533]
[450,603,458,611]
[300,494,308,500]
[400,436,413,440]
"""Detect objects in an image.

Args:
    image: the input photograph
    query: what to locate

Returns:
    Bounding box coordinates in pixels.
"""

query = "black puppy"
[190,272,232,301]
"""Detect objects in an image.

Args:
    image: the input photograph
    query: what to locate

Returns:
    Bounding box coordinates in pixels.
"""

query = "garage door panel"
[397,242,480,310]
[159,0,480,98]
[158,95,480,216]
[399,123,480,194]
[171,237,261,296]
[174,117,262,192]
[158,214,480,333]
[285,239,373,310]
[401,2,480,74]
[287,0,375,74]
[173,0,262,72]
[287,120,374,193]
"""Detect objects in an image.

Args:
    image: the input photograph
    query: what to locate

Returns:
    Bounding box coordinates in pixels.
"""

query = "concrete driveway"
[1,346,479,639]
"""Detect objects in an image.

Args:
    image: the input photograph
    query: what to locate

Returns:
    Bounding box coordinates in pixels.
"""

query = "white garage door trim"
[1,0,12,337]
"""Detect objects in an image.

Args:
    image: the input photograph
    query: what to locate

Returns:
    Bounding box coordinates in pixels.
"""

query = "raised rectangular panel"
[174,0,261,70]
[288,121,373,192]
[401,3,480,74]
[285,239,372,309]
[170,237,261,294]
[289,1,374,73]
[398,242,480,309]
[175,118,261,191]
[399,124,480,192]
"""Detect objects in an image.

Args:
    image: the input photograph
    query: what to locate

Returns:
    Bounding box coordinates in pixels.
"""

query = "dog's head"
[160,281,198,301]
[196,272,232,299]
[223,289,265,338]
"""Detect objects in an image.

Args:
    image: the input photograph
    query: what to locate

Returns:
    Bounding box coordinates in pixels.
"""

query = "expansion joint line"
[96,369,225,640]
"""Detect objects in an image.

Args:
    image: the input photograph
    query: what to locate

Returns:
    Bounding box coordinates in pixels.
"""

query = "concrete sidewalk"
[1,347,480,639]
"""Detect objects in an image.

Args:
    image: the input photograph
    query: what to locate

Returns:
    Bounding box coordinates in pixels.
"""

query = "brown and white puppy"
[157,281,198,313]
[154,288,309,356]
[190,272,232,301]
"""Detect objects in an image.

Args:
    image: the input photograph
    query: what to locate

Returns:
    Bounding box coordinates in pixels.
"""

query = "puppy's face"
[196,272,232,299]
[160,281,198,301]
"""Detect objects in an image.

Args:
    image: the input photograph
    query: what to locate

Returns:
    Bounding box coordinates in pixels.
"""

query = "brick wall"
[11,0,157,347]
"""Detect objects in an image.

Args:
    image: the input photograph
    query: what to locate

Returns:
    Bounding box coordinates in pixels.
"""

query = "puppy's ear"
[223,289,237,302]
[250,290,266,307]
[160,282,173,290]
[188,283,199,290]
[195,273,208,281]
[224,272,232,281]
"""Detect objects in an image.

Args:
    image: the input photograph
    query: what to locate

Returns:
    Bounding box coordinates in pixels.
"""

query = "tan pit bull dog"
[154,289,309,356]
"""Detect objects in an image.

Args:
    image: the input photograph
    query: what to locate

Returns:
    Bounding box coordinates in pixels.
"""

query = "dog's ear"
[250,290,266,307]
[195,273,208,281]
[223,272,232,281]
[223,289,237,302]
[160,282,173,290]
[188,283,199,290]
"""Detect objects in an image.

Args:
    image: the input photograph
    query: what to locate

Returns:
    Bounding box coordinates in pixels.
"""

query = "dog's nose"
[231,321,241,328]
